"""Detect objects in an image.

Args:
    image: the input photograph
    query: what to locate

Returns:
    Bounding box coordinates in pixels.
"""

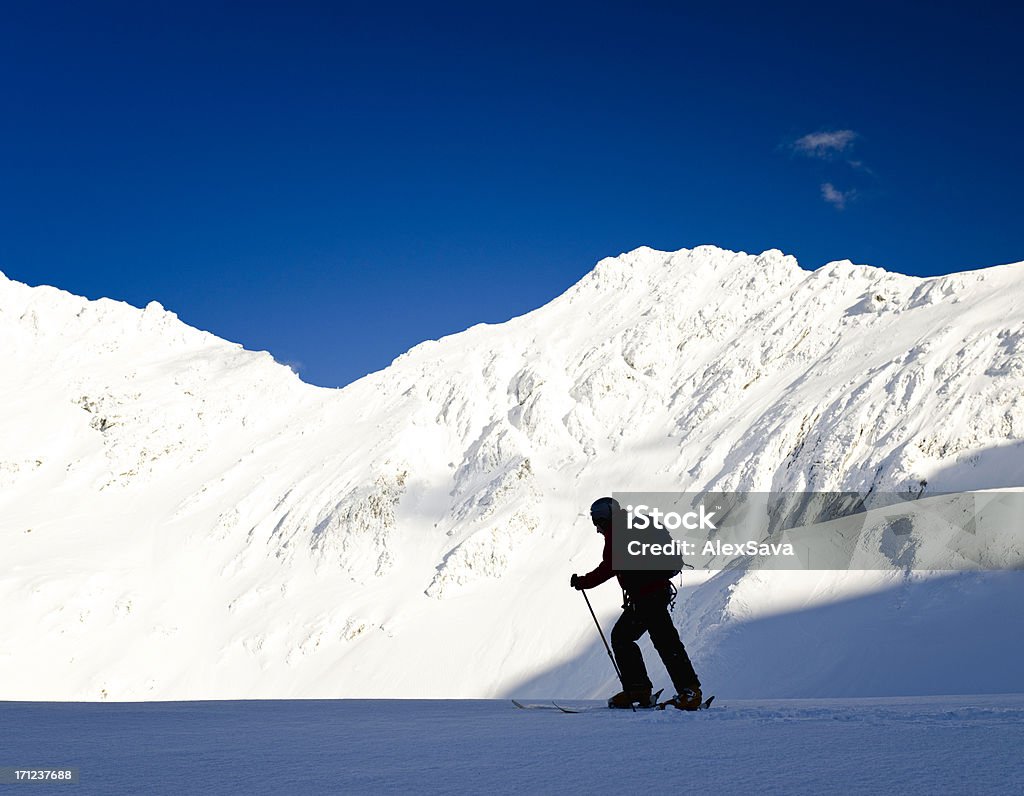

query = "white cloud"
[787,130,868,208]
[794,130,858,158]
[846,159,876,176]
[821,182,852,210]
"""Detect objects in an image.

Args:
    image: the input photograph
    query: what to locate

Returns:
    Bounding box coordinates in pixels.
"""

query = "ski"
[551,702,593,713]
[516,689,709,713]
[655,694,716,711]
[551,688,664,713]
[511,700,561,710]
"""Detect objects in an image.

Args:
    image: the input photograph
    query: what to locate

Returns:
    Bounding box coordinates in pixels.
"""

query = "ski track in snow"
[2,696,1022,794]
[2,245,1024,700]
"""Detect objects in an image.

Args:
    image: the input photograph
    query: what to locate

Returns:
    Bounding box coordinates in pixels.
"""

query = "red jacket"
[576,527,617,590]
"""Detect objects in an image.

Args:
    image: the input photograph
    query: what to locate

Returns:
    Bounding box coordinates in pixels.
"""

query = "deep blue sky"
[2,2,1021,387]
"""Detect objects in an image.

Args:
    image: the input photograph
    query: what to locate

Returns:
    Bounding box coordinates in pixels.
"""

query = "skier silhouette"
[570,497,703,709]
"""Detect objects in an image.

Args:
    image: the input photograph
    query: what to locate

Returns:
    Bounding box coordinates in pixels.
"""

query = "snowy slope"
[4,696,1023,795]
[2,245,1023,700]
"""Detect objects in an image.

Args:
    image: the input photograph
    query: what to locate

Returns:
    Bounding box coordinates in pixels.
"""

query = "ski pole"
[580,589,624,687]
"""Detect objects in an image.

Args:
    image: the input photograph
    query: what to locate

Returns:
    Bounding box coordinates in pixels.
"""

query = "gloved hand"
[570,574,582,590]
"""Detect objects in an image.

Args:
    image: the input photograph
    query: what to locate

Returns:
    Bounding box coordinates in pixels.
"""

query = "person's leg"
[639,592,701,693]
[610,605,652,692]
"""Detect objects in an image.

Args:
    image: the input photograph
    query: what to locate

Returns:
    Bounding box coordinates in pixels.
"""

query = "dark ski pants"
[611,589,700,694]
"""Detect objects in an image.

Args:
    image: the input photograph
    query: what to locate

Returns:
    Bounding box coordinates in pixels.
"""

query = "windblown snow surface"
[4,696,1023,794]
[2,245,1024,704]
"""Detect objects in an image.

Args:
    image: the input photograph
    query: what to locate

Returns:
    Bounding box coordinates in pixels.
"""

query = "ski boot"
[662,687,703,711]
[608,688,654,709]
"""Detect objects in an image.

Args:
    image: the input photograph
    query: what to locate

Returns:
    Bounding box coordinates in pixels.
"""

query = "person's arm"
[573,531,614,589]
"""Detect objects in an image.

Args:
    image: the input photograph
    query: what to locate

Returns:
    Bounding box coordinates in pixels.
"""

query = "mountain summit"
[2,245,1023,700]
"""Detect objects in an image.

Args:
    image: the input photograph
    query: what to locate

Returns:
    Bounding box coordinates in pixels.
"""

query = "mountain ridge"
[2,244,1023,700]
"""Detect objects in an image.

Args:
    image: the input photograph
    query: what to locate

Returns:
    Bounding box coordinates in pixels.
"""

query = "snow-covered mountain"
[2,245,1023,701]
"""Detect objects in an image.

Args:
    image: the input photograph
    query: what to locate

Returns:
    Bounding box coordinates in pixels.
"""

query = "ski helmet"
[589,497,620,523]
